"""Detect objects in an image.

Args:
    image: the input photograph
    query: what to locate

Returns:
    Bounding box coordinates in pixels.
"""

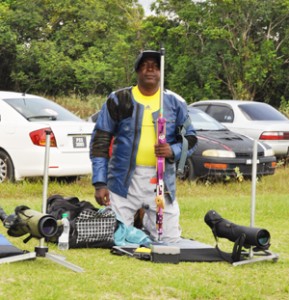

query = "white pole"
[40,130,51,248]
[250,139,258,257]
[233,139,279,265]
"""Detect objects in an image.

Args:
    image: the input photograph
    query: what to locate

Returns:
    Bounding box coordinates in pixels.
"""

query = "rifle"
[155,47,166,241]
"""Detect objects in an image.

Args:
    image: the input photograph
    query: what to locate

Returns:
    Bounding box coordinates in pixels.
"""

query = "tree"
[0,2,17,90]
[152,0,289,105]
[2,0,144,95]
[1,0,289,106]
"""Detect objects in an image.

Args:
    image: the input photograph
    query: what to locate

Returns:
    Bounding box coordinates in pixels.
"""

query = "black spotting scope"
[0,205,58,241]
[204,210,270,250]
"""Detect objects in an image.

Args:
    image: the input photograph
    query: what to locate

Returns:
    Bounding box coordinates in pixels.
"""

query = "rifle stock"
[155,47,165,241]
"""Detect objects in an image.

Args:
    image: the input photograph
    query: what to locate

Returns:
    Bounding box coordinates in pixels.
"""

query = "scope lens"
[39,217,58,237]
[257,230,270,246]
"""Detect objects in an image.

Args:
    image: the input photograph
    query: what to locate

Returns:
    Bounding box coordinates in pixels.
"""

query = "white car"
[190,100,289,159]
[0,91,95,183]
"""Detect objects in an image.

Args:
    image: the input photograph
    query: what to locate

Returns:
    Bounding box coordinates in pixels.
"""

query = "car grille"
[204,162,275,179]
[235,151,264,158]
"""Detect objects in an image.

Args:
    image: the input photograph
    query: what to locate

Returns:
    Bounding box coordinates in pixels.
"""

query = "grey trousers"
[110,166,181,243]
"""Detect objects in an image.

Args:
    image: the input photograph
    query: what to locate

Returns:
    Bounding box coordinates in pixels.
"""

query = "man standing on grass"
[90,50,197,243]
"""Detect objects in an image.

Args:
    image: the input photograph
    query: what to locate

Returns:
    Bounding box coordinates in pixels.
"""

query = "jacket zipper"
[124,104,140,186]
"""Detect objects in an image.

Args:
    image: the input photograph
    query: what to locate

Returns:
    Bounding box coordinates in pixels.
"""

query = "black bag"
[46,194,117,248]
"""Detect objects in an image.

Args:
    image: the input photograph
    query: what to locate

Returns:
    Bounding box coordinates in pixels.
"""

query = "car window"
[238,103,288,121]
[191,104,208,112]
[207,105,234,123]
[189,109,226,130]
[3,97,81,121]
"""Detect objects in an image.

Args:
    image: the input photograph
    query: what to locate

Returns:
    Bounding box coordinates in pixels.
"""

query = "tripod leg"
[45,252,84,272]
[0,252,36,264]
[233,251,279,266]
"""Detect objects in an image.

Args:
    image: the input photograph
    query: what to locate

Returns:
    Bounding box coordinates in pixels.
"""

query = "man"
[90,50,197,243]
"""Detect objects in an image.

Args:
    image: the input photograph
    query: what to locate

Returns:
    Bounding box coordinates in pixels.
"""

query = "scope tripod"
[0,130,84,272]
[232,140,279,266]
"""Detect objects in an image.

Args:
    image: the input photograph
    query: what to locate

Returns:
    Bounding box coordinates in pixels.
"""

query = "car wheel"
[50,176,78,184]
[177,158,197,181]
[0,150,15,183]
[62,176,78,183]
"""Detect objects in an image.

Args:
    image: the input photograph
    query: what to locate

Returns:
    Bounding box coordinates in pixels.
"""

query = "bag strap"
[176,116,191,174]
[210,222,246,263]
[231,234,246,262]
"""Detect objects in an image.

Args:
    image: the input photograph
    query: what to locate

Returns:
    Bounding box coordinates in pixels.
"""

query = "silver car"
[190,100,289,159]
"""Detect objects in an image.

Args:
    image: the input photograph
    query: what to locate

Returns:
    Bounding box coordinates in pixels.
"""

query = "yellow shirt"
[132,86,160,166]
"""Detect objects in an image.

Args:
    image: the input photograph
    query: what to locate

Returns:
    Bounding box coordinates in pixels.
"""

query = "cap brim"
[134,50,160,71]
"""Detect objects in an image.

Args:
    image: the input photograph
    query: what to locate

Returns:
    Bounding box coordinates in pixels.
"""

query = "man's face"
[137,58,160,89]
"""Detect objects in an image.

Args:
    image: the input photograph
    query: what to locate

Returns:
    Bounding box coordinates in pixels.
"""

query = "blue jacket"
[90,87,197,201]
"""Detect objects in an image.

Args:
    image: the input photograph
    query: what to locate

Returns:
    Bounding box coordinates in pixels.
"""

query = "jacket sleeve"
[170,104,198,161]
[89,88,134,186]
[170,118,197,161]
[89,101,115,185]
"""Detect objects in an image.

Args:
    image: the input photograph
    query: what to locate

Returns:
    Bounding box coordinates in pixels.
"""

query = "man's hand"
[94,187,110,206]
[154,143,174,158]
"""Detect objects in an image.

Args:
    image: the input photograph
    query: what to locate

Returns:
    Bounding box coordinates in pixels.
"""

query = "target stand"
[0,130,83,272]
[232,140,279,266]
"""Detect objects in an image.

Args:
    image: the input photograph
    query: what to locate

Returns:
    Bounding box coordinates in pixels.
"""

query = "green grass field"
[0,167,288,300]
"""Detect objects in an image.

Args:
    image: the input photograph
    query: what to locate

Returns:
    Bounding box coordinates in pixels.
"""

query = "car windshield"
[239,103,288,121]
[189,109,227,130]
[3,97,82,121]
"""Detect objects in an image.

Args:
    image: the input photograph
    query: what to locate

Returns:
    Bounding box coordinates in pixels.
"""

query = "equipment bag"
[46,194,117,248]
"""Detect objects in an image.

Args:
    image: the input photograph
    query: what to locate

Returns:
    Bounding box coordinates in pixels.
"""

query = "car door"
[205,104,234,123]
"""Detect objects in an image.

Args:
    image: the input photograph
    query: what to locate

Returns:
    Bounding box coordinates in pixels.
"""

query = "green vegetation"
[53,94,105,119]
[1,0,289,107]
[0,167,288,299]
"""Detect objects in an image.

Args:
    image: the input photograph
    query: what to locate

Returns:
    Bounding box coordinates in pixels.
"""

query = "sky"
[138,0,154,15]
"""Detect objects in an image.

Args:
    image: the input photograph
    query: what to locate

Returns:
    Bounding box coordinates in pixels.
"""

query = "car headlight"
[263,148,274,157]
[202,149,236,158]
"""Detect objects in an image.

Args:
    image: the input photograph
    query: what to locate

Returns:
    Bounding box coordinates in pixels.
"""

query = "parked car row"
[0,91,280,183]
[177,107,276,181]
[190,100,289,159]
[0,91,95,183]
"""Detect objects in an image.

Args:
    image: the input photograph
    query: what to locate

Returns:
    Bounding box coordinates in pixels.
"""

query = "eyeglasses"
[139,61,160,71]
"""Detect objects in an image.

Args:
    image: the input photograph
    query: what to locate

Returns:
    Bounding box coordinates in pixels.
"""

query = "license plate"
[73,136,87,148]
[246,159,260,165]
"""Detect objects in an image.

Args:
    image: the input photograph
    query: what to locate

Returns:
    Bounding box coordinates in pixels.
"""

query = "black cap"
[134,50,160,71]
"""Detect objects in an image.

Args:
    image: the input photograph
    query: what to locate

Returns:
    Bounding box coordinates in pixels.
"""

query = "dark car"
[190,100,289,159]
[178,108,276,181]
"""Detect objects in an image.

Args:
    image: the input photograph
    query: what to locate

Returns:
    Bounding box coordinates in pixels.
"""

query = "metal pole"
[1,128,84,271]
[250,139,258,258]
[251,140,257,227]
[40,130,51,248]
[233,139,279,266]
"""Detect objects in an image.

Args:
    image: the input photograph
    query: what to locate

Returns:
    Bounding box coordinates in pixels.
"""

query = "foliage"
[152,0,289,104]
[1,0,143,96]
[1,0,289,107]
[52,94,104,119]
[279,96,289,117]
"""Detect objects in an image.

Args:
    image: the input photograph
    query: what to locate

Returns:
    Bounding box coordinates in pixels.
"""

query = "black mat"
[112,239,233,263]
[0,234,25,258]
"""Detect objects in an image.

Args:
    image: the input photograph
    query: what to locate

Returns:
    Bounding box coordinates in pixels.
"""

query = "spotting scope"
[0,205,58,241]
[204,210,270,250]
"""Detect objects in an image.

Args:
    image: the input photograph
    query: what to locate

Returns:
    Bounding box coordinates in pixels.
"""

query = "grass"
[52,94,105,119]
[0,167,289,300]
